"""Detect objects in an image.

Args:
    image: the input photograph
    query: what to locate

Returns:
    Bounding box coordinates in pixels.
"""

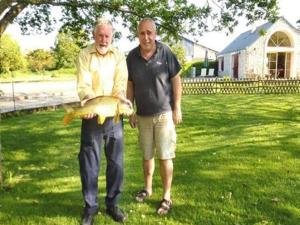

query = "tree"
[0,34,26,73]
[0,0,279,41]
[53,30,81,69]
[26,49,55,72]
[170,42,186,67]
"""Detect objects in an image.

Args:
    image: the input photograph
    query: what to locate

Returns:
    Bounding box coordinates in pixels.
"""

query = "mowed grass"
[1,94,300,225]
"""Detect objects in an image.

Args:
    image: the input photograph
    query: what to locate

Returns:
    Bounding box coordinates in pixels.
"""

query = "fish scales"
[63,96,133,125]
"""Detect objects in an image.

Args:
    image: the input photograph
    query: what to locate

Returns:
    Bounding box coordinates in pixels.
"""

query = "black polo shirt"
[127,41,181,116]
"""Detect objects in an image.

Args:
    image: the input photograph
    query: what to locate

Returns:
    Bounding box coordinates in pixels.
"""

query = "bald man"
[126,18,182,215]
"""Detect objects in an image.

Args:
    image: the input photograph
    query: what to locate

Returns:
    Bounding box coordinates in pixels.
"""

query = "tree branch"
[0,0,279,40]
[0,0,15,17]
[0,2,27,36]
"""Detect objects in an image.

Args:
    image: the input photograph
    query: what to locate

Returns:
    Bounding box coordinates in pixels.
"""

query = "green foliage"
[0,149,2,187]
[53,31,81,69]
[180,60,195,78]
[259,28,267,36]
[26,49,55,72]
[217,0,279,34]
[1,1,279,41]
[58,25,90,49]
[0,35,26,73]
[0,170,14,192]
[194,60,218,74]
[1,94,300,224]
[170,43,186,67]
[181,60,218,77]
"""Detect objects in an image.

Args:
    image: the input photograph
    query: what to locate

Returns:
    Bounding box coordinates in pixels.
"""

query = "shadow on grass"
[1,95,300,225]
[173,149,299,225]
[172,94,300,225]
[0,110,83,223]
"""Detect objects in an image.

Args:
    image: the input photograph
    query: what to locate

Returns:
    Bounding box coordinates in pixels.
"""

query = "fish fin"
[97,116,106,124]
[63,104,74,113]
[114,102,120,123]
[63,114,73,125]
[114,113,120,124]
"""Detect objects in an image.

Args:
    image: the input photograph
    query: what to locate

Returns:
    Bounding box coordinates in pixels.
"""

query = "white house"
[217,17,300,79]
[181,36,218,61]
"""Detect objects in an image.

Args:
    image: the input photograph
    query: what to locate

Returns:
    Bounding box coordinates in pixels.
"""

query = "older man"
[126,18,182,215]
[76,18,129,225]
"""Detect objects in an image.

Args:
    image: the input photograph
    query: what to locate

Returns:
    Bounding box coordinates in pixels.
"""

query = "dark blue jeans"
[78,117,124,215]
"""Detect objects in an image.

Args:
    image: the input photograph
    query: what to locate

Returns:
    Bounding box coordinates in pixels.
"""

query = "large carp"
[63,96,133,125]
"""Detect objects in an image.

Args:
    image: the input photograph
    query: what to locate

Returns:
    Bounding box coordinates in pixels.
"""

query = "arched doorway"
[266,31,293,79]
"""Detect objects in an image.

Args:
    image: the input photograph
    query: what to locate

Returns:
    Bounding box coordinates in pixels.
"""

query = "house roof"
[181,36,219,53]
[218,17,299,56]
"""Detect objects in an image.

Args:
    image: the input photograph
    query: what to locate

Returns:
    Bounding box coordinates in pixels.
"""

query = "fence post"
[11,71,16,111]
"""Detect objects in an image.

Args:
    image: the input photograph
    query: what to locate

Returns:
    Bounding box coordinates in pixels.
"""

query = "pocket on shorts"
[155,112,176,159]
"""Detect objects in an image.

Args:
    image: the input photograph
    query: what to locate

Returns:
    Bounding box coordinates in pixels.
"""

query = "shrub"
[53,31,81,69]
[27,49,55,72]
[180,60,218,77]
[0,35,26,74]
[170,43,186,67]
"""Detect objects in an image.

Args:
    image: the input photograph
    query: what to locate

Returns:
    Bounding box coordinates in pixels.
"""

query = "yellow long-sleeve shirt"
[76,43,128,101]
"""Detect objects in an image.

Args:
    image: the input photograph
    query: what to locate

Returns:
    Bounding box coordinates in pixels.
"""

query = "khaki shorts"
[137,112,176,160]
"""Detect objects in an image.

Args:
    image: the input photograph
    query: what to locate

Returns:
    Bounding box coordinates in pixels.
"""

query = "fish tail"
[63,114,74,125]
[114,104,120,124]
[62,105,75,125]
[113,114,120,124]
[97,115,106,124]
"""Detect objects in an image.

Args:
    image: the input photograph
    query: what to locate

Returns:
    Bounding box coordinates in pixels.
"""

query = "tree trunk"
[0,2,27,37]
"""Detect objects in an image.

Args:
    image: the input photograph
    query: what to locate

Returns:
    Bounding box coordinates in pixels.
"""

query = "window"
[267,52,291,78]
[268,32,291,47]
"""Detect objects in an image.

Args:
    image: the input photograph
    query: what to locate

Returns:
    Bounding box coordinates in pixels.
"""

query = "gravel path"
[0,80,79,113]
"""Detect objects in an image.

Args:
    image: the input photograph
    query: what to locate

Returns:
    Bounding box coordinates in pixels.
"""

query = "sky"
[4,0,300,53]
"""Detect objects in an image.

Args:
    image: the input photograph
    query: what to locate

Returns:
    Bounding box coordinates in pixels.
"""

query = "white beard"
[96,45,109,55]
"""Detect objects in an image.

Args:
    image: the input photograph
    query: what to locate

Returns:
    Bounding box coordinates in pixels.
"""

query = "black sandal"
[157,199,172,215]
[135,190,149,202]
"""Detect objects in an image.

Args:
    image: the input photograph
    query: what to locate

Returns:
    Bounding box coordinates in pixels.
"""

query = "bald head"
[138,18,157,34]
[137,18,157,54]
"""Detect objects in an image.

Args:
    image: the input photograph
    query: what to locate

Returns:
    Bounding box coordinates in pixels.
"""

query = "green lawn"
[1,94,300,225]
